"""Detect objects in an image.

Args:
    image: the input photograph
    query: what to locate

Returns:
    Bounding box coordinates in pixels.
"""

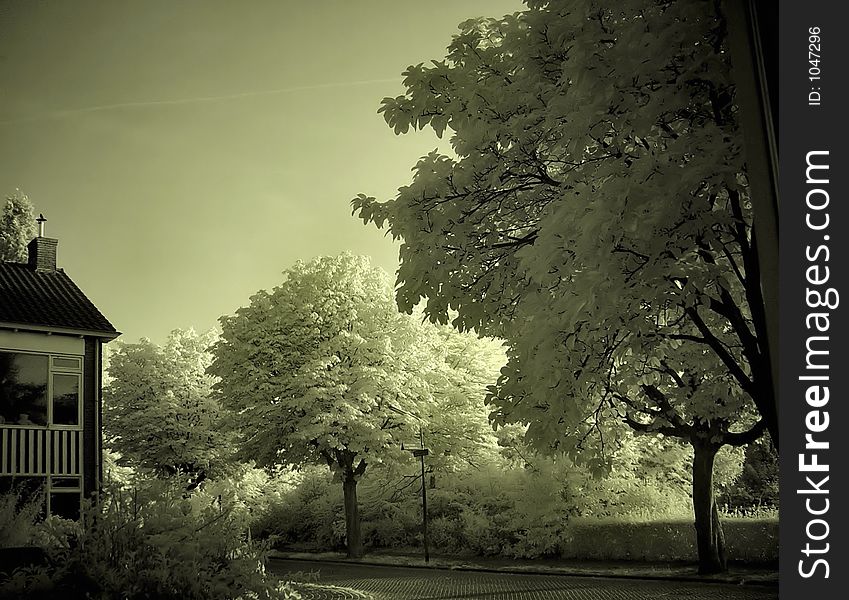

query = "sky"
[0,0,523,344]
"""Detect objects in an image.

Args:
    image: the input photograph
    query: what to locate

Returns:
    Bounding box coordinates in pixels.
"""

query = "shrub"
[199,463,297,534]
[719,440,779,511]
[560,517,778,563]
[1,478,302,600]
[253,467,346,550]
[256,454,773,564]
[722,517,779,563]
[360,495,420,549]
[0,480,44,549]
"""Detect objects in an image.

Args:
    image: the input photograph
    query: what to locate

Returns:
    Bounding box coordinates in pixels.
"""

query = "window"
[52,357,81,371]
[2,349,84,521]
[48,476,81,520]
[0,352,48,426]
[0,351,82,427]
[0,477,81,521]
[52,374,80,426]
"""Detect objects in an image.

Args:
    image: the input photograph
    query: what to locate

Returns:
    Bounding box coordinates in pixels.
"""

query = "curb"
[269,551,779,588]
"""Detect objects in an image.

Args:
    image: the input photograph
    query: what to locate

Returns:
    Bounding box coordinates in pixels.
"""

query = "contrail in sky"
[0,77,401,125]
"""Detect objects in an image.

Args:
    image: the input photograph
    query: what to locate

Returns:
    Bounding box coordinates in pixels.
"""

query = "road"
[269,558,779,600]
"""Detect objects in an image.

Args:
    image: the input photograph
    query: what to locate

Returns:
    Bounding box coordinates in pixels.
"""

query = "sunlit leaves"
[0,190,37,263]
[208,253,505,480]
[353,0,769,469]
[103,328,231,479]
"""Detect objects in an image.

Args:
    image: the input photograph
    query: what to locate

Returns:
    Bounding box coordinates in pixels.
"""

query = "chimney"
[27,214,58,272]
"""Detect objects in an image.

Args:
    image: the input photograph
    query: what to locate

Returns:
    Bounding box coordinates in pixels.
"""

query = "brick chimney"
[27,214,58,272]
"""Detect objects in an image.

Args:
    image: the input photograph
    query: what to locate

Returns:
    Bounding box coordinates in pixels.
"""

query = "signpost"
[405,431,431,563]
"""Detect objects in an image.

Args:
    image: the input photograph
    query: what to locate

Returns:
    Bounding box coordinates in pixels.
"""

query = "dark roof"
[0,262,118,337]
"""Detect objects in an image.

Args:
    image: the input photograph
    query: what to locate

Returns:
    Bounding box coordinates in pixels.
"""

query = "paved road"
[269,558,779,600]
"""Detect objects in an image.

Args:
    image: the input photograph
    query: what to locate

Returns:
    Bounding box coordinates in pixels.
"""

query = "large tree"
[104,328,232,489]
[208,253,501,558]
[353,0,771,573]
[1,190,36,262]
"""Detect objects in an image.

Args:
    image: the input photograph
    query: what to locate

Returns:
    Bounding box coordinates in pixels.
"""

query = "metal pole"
[420,453,429,563]
[409,429,431,563]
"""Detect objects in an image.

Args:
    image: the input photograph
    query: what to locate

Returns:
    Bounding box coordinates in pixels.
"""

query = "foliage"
[101,447,136,492]
[352,0,772,573]
[0,481,44,548]
[212,254,420,472]
[259,450,705,559]
[104,328,234,484]
[0,478,302,600]
[593,434,744,505]
[201,463,300,533]
[719,438,778,510]
[209,253,505,556]
[252,466,346,550]
[399,322,506,474]
[354,0,770,458]
[254,428,765,564]
[213,254,468,474]
[560,516,777,563]
[0,190,36,263]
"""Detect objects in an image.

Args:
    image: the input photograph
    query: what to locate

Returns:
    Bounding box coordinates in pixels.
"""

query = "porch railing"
[0,427,82,477]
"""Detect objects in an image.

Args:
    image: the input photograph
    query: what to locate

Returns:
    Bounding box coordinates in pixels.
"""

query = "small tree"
[104,328,231,489]
[1,190,36,262]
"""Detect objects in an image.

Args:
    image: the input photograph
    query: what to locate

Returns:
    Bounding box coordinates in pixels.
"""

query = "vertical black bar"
[780,1,848,597]
[421,454,429,563]
[724,0,780,449]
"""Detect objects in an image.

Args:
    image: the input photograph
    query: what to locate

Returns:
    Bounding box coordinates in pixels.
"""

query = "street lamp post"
[406,430,431,563]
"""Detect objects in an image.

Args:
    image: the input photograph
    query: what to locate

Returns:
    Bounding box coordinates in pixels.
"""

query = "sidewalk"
[269,549,778,587]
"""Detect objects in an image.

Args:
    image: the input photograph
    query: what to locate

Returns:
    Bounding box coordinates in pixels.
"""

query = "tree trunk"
[692,442,727,574]
[342,471,363,558]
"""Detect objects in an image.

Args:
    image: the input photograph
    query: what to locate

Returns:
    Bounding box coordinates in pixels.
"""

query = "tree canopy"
[210,254,431,474]
[208,253,504,556]
[104,328,232,487]
[1,190,36,263]
[352,0,771,573]
[353,0,772,446]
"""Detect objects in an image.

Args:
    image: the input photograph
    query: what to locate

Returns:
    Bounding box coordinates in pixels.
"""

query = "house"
[0,220,119,519]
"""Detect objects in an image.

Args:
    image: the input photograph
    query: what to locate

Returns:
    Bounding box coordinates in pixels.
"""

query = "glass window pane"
[0,352,48,426]
[52,374,80,426]
[49,492,80,521]
[52,357,81,371]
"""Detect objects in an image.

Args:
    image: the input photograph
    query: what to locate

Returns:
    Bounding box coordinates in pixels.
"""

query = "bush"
[0,480,44,549]
[256,455,774,564]
[253,466,346,551]
[200,463,297,534]
[1,478,302,600]
[718,440,779,511]
[360,495,420,549]
[560,517,778,563]
[722,517,779,563]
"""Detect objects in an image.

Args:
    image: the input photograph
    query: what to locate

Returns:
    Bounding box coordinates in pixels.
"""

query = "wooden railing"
[0,427,82,476]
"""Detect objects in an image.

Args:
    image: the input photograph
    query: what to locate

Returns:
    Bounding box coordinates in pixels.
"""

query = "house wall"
[83,337,99,498]
[0,330,84,356]
[1,329,101,516]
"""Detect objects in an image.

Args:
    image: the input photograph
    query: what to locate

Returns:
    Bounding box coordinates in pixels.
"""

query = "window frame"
[46,475,82,520]
[0,349,83,430]
[50,372,83,429]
